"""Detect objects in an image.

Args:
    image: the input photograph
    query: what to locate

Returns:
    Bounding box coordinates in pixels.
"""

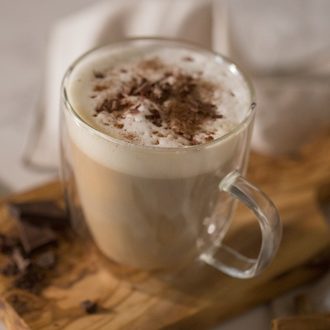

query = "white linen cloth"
[228,0,330,155]
[25,0,228,169]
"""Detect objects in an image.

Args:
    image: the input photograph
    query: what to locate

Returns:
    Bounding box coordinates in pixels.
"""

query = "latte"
[63,41,251,269]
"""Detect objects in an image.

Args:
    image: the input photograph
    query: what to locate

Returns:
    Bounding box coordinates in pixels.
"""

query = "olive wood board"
[272,313,330,330]
[0,131,329,330]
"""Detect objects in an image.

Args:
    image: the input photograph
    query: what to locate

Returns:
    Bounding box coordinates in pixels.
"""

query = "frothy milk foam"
[64,41,251,269]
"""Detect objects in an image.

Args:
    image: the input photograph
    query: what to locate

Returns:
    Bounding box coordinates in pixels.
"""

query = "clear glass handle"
[200,170,282,279]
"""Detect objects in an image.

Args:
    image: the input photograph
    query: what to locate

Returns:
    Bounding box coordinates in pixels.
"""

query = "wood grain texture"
[272,313,330,330]
[0,298,30,330]
[0,131,329,330]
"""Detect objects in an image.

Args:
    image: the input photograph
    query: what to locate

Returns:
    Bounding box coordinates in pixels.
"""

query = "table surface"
[0,1,324,329]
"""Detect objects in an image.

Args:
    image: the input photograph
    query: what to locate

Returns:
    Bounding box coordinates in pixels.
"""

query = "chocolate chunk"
[9,201,68,230]
[34,251,56,270]
[8,201,66,254]
[13,264,46,293]
[80,300,98,314]
[0,234,20,254]
[12,248,30,272]
[13,216,57,254]
[0,261,19,276]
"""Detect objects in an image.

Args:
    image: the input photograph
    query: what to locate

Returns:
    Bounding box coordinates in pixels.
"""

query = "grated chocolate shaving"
[0,234,20,255]
[93,85,108,92]
[93,71,105,79]
[0,261,19,276]
[182,56,194,62]
[80,300,98,314]
[93,57,224,144]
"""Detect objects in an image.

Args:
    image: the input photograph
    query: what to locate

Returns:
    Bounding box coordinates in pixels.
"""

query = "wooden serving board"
[0,131,329,330]
[272,313,330,330]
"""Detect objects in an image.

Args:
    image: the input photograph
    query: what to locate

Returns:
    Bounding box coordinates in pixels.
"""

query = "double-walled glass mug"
[60,38,282,279]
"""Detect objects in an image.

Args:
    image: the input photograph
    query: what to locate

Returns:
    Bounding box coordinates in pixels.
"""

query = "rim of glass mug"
[61,37,256,152]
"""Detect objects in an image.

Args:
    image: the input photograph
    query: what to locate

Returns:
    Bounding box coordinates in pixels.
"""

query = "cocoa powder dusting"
[94,57,224,144]
[93,85,108,92]
[93,71,105,79]
[182,56,194,62]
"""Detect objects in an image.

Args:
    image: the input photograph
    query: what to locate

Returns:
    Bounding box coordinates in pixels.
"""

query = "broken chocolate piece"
[13,264,46,293]
[80,300,98,314]
[34,251,56,270]
[0,261,19,276]
[0,222,59,293]
[12,248,30,272]
[13,215,57,254]
[0,234,20,254]
[9,201,68,230]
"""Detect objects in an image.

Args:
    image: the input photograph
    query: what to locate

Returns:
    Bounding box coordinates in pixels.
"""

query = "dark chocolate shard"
[9,201,68,230]
[13,264,46,293]
[0,234,20,254]
[80,300,98,314]
[12,248,30,272]
[0,261,19,276]
[34,251,56,270]
[13,215,57,254]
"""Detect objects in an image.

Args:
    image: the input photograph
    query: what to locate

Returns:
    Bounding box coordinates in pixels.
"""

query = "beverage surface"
[66,44,250,147]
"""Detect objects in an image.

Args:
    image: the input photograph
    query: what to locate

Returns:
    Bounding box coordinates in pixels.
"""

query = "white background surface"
[0,1,276,329]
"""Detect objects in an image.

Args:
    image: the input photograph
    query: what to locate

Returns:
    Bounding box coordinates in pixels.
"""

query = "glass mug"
[60,38,282,279]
